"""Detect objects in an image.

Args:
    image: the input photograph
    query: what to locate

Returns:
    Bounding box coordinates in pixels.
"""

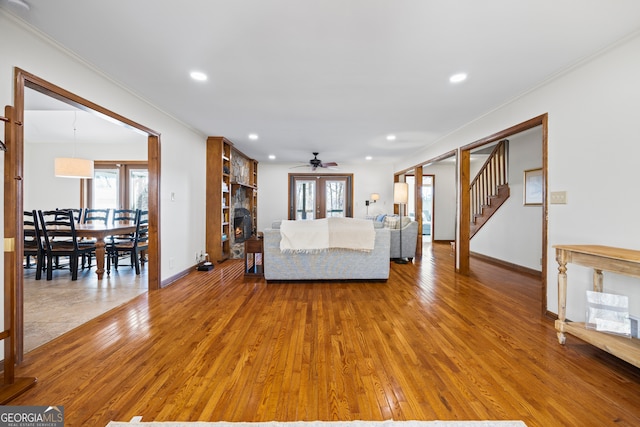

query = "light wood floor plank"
[8,243,640,426]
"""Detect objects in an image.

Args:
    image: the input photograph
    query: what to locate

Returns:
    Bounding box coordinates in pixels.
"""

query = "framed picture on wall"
[524,168,543,205]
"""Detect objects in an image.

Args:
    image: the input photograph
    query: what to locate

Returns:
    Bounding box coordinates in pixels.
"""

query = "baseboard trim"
[161,267,192,288]
[470,251,542,278]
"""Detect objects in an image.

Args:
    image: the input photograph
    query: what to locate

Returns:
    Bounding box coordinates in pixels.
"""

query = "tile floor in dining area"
[23,259,148,353]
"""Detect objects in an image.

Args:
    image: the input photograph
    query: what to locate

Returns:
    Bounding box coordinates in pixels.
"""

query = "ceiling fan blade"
[321,162,338,167]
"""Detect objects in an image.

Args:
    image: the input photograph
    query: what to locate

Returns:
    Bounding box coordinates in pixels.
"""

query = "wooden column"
[458,149,470,274]
[414,166,423,258]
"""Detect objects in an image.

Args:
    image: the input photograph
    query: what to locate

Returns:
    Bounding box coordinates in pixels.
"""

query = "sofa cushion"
[384,215,400,229]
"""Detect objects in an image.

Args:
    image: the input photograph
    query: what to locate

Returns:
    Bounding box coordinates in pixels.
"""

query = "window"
[289,174,353,219]
[86,161,148,210]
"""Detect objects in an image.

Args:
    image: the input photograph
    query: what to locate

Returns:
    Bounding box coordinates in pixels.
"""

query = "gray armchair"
[389,220,419,260]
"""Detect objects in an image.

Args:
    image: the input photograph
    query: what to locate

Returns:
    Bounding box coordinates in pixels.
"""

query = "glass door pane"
[295,180,316,220]
[325,180,346,217]
[129,168,149,210]
[422,176,433,235]
[93,168,119,209]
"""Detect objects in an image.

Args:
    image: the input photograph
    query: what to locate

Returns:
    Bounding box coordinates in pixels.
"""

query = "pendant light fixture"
[54,111,94,179]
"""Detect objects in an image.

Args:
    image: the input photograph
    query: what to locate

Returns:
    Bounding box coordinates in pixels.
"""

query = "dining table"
[73,222,138,279]
[25,220,139,279]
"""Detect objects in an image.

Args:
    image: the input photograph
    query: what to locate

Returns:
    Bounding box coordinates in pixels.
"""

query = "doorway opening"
[8,68,161,361]
[458,114,548,314]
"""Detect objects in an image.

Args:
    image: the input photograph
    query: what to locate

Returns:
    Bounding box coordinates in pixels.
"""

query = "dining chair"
[56,207,83,224]
[107,209,148,275]
[80,208,111,268]
[83,208,111,225]
[24,210,45,280]
[111,209,138,225]
[107,208,139,265]
[38,209,93,281]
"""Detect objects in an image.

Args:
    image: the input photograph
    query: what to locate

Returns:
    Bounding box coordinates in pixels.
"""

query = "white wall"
[257,161,395,231]
[394,32,640,320]
[24,141,147,211]
[0,12,209,301]
[470,127,543,271]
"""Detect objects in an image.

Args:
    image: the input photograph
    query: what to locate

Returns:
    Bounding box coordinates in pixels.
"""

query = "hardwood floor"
[9,243,640,426]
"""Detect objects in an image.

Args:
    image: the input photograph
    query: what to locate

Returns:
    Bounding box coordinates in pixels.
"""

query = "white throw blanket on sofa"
[280,217,375,253]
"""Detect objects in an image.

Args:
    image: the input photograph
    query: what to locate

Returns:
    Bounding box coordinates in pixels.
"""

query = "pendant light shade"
[54,157,94,179]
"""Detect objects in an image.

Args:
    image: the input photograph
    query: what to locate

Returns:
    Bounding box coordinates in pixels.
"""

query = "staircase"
[470,140,510,238]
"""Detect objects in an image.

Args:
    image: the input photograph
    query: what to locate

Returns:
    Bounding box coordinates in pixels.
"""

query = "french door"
[289,174,353,219]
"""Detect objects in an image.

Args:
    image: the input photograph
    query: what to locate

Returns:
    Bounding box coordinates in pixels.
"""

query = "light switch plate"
[550,191,567,204]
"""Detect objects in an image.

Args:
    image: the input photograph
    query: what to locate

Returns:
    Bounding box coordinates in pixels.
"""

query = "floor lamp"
[394,182,409,264]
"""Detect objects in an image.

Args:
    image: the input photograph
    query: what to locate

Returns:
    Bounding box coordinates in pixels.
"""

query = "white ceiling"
[4,0,640,166]
[23,89,146,145]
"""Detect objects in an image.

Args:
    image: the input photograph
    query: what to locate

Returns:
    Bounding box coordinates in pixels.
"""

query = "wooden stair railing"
[470,139,510,238]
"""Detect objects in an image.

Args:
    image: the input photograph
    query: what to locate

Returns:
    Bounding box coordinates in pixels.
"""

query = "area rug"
[106,419,527,427]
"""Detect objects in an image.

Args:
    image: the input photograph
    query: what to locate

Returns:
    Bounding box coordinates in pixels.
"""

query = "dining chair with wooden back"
[112,209,138,225]
[83,208,110,225]
[56,207,83,224]
[107,209,148,275]
[38,209,94,281]
[80,208,112,268]
[24,210,45,280]
[107,208,138,262]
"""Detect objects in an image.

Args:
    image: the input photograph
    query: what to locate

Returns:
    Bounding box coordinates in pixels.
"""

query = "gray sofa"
[389,220,419,260]
[263,222,390,281]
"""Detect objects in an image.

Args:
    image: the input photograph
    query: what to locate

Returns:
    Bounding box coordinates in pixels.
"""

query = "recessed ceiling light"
[386,134,396,141]
[365,156,373,160]
[449,73,467,83]
[248,133,259,141]
[268,154,276,160]
[190,71,207,81]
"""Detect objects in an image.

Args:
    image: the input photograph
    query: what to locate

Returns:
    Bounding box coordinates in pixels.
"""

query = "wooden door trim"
[458,113,548,314]
[10,68,162,362]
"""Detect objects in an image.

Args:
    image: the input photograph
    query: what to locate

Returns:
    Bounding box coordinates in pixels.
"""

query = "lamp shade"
[370,193,380,202]
[393,182,408,204]
[54,157,94,179]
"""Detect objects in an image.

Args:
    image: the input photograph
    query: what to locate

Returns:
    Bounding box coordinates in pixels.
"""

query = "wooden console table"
[554,244,640,368]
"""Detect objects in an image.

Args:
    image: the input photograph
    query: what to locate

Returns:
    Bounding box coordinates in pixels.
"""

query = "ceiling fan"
[293,152,338,171]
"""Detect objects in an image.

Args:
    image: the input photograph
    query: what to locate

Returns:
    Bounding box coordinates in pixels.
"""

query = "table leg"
[593,268,603,292]
[556,248,568,344]
[94,238,106,279]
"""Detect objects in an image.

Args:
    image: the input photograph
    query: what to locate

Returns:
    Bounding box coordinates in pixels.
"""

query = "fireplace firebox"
[233,208,253,243]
